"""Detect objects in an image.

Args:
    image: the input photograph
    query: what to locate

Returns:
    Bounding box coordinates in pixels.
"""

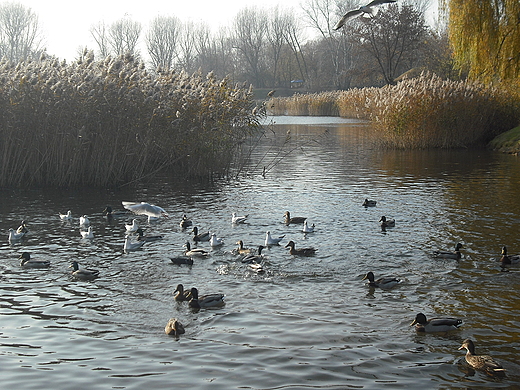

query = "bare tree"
[0,2,44,62]
[146,15,181,70]
[90,21,110,58]
[177,21,198,73]
[109,17,142,57]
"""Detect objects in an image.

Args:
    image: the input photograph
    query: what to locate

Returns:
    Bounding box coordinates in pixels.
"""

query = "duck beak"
[361,275,367,281]
[457,345,464,350]
[410,319,417,326]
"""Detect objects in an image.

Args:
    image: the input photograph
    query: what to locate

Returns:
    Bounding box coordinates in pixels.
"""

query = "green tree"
[442,0,520,81]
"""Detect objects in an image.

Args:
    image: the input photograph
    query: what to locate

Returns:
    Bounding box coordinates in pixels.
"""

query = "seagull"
[80,226,94,239]
[124,235,146,252]
[125,219,139,233]
[59,210,72,220]
[302,221,315,233]
[8,228,26,242]
[209,233,224,247]
[265,231,285,246]
[79,215,90,227]
[231,213,248,224]
[122,201,169,218]
[334,0,397,30]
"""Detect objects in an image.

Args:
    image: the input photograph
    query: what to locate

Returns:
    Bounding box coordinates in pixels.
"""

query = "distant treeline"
[0,51,261,188]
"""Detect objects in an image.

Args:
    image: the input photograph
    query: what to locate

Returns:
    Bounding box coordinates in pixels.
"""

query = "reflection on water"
[1,116,519,389]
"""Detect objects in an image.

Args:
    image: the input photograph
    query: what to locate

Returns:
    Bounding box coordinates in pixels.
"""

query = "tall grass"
[268,73,520,148]
[0,51,260,188]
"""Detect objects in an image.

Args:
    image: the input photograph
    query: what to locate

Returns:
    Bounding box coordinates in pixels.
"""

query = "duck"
[241,245,266,264]
[125,219,139,233]
[458,339,506,375]
[233,240,253,255]
[302,221,315,233]
[59,210,72,220]
[265,231,285,246]
[285,240,317,256]
[231,212,248,224]
[189,287,225,309]
[209,233,224,247]
[19,252,50,268]
[122,201,169,218]
[410,312,462,332]
[170,256,194,266]
[80,226,94,239]
[164,318,185,337]
[135,228,163,242]
[124,235,146,252]
[499,246,520,267]
[79,215,90,227]
[173,284,193,301]
[284,211,307,225]
[8,228,26,241]
[379,216,395,228]
[16,220,29,234]
[362,199,377,207]
[362,271,399,289]
[192,226,210,242]
[334,0,397,30]
[179,214,193,229]
[433,243,463,259]
[103,206,127,218]
[184,241,209,257]
[69,261,100,281]
[248,262,265,273]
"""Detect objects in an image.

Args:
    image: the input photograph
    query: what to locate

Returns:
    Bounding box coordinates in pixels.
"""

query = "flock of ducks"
[8,198,515,375]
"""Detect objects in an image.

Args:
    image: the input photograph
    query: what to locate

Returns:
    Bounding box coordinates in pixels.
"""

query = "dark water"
[1,116,519,389]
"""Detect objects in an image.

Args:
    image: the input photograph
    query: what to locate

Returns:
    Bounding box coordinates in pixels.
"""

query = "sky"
[15,0,304,61]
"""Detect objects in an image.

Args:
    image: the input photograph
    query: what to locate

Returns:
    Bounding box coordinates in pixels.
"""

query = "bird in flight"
[334,0,397,30]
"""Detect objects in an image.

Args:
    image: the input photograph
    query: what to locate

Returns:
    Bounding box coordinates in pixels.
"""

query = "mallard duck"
[59,210,72,220]
[362,199,377,207]
[189,287,225,309]
[248,262,265,273]
[135,228,162,242]
[458,339,506,375]
[433,242,463,259]
[379,216,395,228]
[103,206,127,218]
[209,233,224,247]
[8,228,26,241]
[80,226,94,239]
[265,231,285,246]
[302,221,315,233]
[125,219,139,233]
[184,241,209,257]
[231,212,248,224]
[164,318,185,336]
[234,240,253,255]
[19,252,50,268]
[285,240,317,256]
[16,220,29,234]
[170,256,194,265]
[69,261,100,281]
[410,312,462,332]
[192,226,210,242]
[362,271,399,289]
[499,246,520,267]
[79,215,90,227]
[241,246,266,264]
[334,0,397,30]
[122,201,169,218]
[284,211,307,225]
[173,284,193,301]
[179,214,193,229]
[124,235,146,252]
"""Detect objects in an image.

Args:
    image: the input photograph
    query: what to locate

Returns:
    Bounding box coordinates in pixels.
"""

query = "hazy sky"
[16,0,302,61]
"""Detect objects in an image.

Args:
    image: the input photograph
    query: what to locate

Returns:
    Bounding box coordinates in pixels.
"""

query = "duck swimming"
[241,246,266,264]
[19,252,50,268]
[284,211,307,225]
[379,216,395,229]
[285,240,317,256]
[170,256,194,266]
[69,261,100,281]
[499,246,520,268]
[164,318,185,337]
[458,338,506,376]
[234,240,253,255]
[192,226,210,242]
[362,271,399,289]
[135,228,163,242]
[433,243,463,259]
[362,199,377,207]
[179,214,193,229]
[265,231,285,246]
[189,287,225,309]
[184,241,209,257]
[173,284,193,301]
[410,312,462,332]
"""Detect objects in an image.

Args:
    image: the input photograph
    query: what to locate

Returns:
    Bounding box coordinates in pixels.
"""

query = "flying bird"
[122,201,169,218]
[334,0,397,30]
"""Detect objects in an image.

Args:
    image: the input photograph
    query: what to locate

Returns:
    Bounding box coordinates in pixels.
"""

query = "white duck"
[265,231,285,246]
[209,233,224,247]
[80,226,94,239]
[231,212,248,224]
[125,219,139,233]
[124,235,145,252]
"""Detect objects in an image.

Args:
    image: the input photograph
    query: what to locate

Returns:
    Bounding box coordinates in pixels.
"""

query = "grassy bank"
[268,73,520,148]
[488,125,520,153]
[0,52,260,188]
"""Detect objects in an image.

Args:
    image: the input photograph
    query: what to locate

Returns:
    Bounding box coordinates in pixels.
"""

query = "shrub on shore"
[0,51,260,188]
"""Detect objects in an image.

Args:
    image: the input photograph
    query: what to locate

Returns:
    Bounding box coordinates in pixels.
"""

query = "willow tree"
[442,0,520,81]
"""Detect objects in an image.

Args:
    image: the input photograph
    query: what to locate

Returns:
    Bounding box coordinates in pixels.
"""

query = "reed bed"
[268,73,520,148]
[0,51,260,188]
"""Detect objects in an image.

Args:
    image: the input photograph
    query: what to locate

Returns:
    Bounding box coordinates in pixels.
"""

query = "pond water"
[1,116,519,389]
